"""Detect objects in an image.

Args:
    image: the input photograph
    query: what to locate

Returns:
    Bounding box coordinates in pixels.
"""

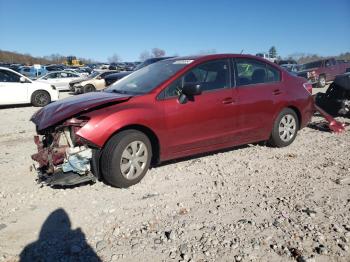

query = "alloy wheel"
[278,114,297,142]
[120,140,148,180]
[35,93,49,106]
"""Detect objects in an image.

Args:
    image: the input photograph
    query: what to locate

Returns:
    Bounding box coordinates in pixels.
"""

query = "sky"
[0,0,349,62]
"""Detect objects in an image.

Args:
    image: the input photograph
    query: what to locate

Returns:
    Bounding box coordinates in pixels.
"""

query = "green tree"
[269,46,277,58]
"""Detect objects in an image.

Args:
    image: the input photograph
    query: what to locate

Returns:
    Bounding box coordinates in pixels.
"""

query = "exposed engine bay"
[31,117,97,186]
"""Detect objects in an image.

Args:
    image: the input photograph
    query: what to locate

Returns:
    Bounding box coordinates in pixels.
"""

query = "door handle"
[222,97,235,104]
[272,89,282,95]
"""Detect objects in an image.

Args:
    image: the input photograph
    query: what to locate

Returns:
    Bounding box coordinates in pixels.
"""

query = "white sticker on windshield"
[173,60,194,64]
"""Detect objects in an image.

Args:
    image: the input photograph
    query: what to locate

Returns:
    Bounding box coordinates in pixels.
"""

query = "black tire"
[83,84,95,93]
[268,108,299,147]
[318,75,326,88]
[31,90,51,107]
[101,130,152,188]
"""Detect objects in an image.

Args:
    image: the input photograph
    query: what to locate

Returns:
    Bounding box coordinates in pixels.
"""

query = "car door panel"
[236,82,283,142]
[161,88,237,155]
[158,59,239,158]
[233,59,283,143]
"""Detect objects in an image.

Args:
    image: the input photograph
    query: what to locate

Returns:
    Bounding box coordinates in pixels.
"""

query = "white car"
[0,67,59,107]
[36,71,82,91]
[74,70,118,93]
[63,68,89,77]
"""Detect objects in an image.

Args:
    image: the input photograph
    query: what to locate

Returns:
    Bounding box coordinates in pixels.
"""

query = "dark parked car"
[104,57,174,86]
[31,54,314,188]
[45,65,66,72]
[315,72,350,117]
[104,71,130,86]
[277,59,297,65]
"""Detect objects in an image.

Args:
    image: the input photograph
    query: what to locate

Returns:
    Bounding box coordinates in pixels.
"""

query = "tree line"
[268,46,350,64]
[0,50,95,65]
[1,48,349,66]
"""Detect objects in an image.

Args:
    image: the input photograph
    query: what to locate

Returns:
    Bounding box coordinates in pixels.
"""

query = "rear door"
[159,59,238,158]
[233,58,283,143]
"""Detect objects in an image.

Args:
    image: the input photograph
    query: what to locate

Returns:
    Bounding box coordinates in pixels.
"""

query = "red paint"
[314,104,346,133]
[33,54,315,162]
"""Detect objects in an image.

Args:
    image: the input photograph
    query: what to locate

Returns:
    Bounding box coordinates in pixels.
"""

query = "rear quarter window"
[235,58,281,86]
[266,65,281,82]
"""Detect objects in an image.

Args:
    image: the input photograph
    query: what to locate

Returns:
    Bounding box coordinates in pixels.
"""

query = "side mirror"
[182,82,202,96]
[20,76,26,83]
[96,76,102,80]
[178,83,202,104]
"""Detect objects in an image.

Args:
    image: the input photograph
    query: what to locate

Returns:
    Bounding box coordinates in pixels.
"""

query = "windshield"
[300,61,322,70]
[105,59,191,94]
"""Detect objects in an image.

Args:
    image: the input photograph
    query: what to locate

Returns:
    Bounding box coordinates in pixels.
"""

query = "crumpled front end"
[31,117,98,186]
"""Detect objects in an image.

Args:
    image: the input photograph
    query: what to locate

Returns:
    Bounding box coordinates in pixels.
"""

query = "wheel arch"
[286,105,302,130]
[30,89,51,105]
[106,124,160,166]
[272,105,302,131]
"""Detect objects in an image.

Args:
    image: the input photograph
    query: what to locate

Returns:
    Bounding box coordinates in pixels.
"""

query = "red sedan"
[31,54,314,188]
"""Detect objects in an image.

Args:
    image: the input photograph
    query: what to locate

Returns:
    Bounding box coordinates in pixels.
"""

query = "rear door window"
[235,58,280,86]
[266,65,281,82]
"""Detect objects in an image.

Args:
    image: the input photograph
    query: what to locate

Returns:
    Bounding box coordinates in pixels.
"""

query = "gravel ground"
[0,89,349,262]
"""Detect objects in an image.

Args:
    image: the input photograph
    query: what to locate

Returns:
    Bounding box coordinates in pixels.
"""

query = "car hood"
[31,91,132,131]
[69,77,88,85]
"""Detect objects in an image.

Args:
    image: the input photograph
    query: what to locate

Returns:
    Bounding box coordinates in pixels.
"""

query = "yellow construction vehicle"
[64,56,84,67]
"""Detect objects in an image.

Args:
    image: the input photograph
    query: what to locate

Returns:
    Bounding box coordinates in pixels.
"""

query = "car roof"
[164,54,279,66]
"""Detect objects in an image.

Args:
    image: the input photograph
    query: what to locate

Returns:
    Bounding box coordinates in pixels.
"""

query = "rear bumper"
[300,96,316,129]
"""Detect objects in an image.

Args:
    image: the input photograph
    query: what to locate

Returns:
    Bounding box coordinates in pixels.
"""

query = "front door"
[159,59,238,158]
[0,69,28,104]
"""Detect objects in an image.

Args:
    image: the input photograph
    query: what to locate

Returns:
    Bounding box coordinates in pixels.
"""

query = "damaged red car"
[31,54,314,188]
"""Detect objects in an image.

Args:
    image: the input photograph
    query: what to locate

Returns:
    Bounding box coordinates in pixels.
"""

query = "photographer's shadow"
[20,208,101,262]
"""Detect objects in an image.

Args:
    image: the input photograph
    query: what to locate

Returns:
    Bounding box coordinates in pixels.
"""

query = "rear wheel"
[268,108,299,147]
[318,75,326,88]
[101,130,152,188]
[31,90,51,107]
[83,84,96,93]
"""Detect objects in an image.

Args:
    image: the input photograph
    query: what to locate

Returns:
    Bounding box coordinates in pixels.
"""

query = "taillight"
[303,82,313,94]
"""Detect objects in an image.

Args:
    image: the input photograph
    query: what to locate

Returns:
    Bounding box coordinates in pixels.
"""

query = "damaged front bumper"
[31,121,98,187]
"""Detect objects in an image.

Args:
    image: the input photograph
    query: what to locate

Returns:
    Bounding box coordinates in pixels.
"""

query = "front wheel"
[268,108,299,147]
[31,90,51,107]
[83,84,96,93]
[101,130,152,188]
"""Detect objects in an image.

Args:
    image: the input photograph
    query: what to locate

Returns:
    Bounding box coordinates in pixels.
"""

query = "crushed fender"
[31,120,97,187]
[313,104,346,133]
